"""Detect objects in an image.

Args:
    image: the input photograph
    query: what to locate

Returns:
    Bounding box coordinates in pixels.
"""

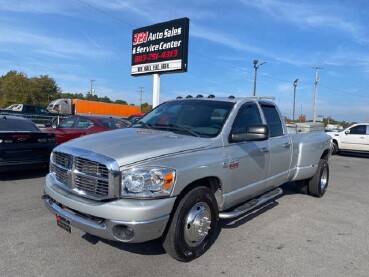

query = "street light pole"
[293,79,299,123]
[312,66,323,122]
[253,60,266,96]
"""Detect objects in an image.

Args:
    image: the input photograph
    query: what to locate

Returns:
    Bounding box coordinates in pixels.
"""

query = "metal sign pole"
[153,74,160,108]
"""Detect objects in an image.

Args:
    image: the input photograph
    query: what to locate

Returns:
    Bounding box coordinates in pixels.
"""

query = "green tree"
[30,75,61,106]
[114,99,128,105]
[0,71,30,107]
[0,71,61,107]
[141,102,152,113]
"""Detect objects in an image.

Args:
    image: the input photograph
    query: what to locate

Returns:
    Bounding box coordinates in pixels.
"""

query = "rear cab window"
[260,104,284,137]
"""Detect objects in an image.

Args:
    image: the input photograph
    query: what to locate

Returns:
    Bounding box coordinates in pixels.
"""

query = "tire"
[162,186,218,262]
[308,159,329,198]
[331,142,339,155]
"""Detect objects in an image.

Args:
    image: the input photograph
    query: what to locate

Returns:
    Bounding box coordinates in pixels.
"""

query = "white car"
[327,123,369,154]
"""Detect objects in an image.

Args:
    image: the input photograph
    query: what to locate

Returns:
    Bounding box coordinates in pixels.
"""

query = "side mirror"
[345,130,350,135]
[231,125,269,142]
[51,118,59,128]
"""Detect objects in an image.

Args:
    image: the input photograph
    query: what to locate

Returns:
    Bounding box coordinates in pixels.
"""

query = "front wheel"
[331,142,339,155]
[162,186,218,262]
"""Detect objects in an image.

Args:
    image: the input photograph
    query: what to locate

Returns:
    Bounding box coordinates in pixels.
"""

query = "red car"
[44,115,123,144]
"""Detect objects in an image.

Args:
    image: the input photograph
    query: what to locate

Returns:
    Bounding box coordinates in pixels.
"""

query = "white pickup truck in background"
[327,123,369,154]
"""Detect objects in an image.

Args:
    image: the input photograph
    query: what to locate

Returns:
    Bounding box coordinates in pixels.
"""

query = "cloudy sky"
[0,0,368,122]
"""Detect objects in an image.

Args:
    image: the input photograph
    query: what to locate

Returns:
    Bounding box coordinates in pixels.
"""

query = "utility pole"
[253,60,266,96]
[138,87,144,113]
[312,66,323,122]
[90,80,95,96]
[293,79,299,123]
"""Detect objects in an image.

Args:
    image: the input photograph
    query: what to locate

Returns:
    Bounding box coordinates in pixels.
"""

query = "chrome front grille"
[53,151,72,169]
[75,157,109,178]
[51,149,119,200]
[75,175,109,196]
[51,163,69,185]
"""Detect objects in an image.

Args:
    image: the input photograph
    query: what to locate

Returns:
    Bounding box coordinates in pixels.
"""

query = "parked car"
[327,123,369,154]
[44,115,124,144]
[0,115,56,172]
[126,113,145,123]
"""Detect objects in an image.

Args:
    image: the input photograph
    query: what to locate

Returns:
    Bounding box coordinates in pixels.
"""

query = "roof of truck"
[170,95,276,103]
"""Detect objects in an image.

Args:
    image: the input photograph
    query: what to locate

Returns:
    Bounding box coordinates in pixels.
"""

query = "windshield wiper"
[155,124,200,137]
[135,121,152,129]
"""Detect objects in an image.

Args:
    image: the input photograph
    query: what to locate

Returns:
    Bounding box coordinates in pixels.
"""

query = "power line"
[319,84,368,98]
[72,0,369,103]
[74,0,135,28]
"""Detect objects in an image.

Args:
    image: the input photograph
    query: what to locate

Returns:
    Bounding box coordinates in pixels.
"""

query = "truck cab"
[47,99,72,114]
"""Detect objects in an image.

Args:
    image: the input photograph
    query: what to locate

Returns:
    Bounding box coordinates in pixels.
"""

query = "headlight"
[121,167,176,198]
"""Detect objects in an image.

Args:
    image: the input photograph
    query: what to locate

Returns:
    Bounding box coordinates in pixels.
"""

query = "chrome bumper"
[43,194,170,243]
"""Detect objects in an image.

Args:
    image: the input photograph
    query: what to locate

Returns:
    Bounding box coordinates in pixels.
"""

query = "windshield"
[133,100,234,137]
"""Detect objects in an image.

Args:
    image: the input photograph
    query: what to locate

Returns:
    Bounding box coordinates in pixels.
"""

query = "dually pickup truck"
[42,96,331,262]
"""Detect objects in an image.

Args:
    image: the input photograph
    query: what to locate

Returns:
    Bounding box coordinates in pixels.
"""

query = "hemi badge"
[229,160,239,169]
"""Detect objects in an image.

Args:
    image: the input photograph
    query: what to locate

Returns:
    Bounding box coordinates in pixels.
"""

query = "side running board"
[219,188,283,219]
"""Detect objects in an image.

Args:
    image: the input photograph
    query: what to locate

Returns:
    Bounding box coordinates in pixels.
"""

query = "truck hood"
[57,128,213,166]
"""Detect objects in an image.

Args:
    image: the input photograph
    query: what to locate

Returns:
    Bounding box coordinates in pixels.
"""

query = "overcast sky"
[0,0,368,122]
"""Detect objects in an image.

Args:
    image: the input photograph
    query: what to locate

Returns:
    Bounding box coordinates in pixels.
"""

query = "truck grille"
[53,151,72,169]
[75,157,109,178]
[51,150,118,200]
[75,175,109,196]
[51,163,69,185]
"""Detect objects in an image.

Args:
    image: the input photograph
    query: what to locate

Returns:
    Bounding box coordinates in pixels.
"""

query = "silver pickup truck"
[43,96,331,262]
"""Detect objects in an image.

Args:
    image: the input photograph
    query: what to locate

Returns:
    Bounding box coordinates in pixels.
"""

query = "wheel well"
[176,177,223,208]
[320,149,330,160]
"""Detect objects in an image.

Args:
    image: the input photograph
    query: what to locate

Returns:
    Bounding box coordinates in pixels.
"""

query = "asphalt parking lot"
[0,153,368,277]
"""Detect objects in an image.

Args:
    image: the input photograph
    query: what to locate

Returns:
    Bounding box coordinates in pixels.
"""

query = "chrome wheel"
[320,166,328,191]
[162,186,218,262]
[184,202,212,247]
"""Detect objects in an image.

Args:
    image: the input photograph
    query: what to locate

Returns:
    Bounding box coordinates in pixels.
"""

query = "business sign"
[131,17,189,76]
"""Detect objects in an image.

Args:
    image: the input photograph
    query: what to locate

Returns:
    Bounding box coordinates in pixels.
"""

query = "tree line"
[0,71,353,125]
[0,71,152,113]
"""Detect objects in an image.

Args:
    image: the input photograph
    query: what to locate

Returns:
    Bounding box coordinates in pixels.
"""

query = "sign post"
[131,18,189,107]
[153,74,160,108]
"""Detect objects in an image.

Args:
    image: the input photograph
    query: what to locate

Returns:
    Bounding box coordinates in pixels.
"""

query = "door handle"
[259,148,270,153]
[283,143,291,148]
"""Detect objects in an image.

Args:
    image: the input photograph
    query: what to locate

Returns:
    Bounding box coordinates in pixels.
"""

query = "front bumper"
[43,173,176,243]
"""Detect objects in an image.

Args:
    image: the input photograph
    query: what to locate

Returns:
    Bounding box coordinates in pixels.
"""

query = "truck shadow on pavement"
[337,151,369,159]
[81,234,166,256]
[220,182,296,229]
[80,182,299,257]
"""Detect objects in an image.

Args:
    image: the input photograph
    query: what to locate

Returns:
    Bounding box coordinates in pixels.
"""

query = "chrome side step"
[219,188,283,219]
